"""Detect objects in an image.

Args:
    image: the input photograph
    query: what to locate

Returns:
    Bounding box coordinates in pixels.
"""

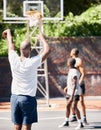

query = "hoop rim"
[25,10,42,19]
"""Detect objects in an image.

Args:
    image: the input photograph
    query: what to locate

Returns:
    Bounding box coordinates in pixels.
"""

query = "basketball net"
[26,10,43,37]
[25,10,43,48]
[26,10,42,27]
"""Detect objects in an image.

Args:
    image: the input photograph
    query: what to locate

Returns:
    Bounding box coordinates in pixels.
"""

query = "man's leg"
[70,84,87,122]
[70,104,77,122]
[14,124,22,130]
[66,99,72,119]
[22,124,32,130]
[80,95,88,124]
[59,98,72,127]
[72,100,81,119]
[72,100,84,130]
[80,95,86,116]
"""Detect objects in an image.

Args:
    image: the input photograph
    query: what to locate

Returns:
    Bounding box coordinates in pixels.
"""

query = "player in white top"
[59,58,84,130]
[70,48,88,125]
[2,29,50,130]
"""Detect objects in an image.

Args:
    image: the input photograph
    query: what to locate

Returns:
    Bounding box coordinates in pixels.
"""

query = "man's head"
[67,58,76,68]
[70,48,79,57]
[20,39,31,58]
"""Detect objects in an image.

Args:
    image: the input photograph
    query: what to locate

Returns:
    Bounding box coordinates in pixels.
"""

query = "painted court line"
[0,117,10,120]
[0,116,64,121]
[39,116,64,120]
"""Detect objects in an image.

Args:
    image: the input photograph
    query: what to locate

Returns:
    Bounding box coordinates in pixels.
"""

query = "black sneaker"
[70,116,77,122]
[75,123,84,130]
[58,121,69,128]
[83,118,89,125]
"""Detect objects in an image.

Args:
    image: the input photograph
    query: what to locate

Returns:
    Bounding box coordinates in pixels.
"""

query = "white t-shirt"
[8,50,42,97]
[67,68,81,96]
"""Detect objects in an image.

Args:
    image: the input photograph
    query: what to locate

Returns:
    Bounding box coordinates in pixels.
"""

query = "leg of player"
[14,124,22,130]
[80,82,88,125]
[22,124,32,130]
[72,100,84,130]
[80,95,88,125]
[70,105,77,122]
[58,97,72,128]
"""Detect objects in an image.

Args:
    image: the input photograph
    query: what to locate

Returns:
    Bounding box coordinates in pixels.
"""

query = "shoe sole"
[83,122,89,126]
[58,125,69,128]
[70,120,77,122]
[75,126,84,130]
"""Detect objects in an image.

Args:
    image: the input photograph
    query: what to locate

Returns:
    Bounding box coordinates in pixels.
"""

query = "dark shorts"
[66,95,80,101]
[10,94,38,125]
[80,83,85,94]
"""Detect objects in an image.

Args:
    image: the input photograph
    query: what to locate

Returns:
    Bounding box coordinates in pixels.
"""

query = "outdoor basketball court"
[0,97,101,130]
[0,109,101,130]
[1,1,101,130]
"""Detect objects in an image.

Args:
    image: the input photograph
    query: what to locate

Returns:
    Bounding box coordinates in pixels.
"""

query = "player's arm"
[70,76,77,102]
[2,29,15,51]
[78,59,85,85]
[37,33,50,62]
[64,86,68,94]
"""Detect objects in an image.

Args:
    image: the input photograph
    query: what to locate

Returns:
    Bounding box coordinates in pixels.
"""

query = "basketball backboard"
[3,0,64,22]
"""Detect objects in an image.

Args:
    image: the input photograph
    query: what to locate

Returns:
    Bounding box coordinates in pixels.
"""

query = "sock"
[72,114,76,117]
[78,119,82,124]
[83,115,86,119]
[65,117,69,122]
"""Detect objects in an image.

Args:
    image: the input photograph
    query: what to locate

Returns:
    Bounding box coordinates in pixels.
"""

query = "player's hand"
[69,96,73,103]
[2,29,10,39]
[63,87,67,94]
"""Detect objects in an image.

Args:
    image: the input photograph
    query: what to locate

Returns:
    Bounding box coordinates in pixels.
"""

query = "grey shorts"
[11,94,38,125]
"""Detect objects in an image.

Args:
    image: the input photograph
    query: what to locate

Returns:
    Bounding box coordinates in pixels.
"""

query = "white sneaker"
[75,123,84,130]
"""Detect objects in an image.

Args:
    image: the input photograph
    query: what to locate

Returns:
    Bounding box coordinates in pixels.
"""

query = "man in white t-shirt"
[59,58,84,130]
[2,29,50,130]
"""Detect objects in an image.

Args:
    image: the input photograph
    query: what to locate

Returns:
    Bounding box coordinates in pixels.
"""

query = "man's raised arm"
[2,29,15,51]
[37,33,50,62]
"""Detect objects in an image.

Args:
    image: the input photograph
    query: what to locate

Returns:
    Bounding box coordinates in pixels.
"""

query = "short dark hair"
[68,58,76,67]
[73,48,79,56]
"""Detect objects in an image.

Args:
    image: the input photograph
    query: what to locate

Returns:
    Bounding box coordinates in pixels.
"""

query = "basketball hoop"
[25,10,43,47]
[26,10,42,27]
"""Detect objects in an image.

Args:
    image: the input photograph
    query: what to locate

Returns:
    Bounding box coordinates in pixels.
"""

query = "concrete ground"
[0,96,101,130]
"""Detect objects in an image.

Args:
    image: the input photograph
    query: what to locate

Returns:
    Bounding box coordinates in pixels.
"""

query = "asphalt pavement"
[0,109,101,130]
[0,97,101,130]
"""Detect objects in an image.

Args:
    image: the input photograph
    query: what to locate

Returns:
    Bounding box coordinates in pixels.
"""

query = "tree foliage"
[0,1,101,56]
[64,0,101,15]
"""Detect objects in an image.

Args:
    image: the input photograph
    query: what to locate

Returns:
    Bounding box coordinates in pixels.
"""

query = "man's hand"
[2,29,11,39]
[69,96,73,102]
[64,87,68,94]
[2,29,15,51]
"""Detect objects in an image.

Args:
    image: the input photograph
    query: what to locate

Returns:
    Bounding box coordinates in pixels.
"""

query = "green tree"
[64,0,101,16]
[7,0,24,17]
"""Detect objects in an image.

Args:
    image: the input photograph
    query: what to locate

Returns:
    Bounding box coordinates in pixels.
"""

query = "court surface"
[0,109,101,130]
